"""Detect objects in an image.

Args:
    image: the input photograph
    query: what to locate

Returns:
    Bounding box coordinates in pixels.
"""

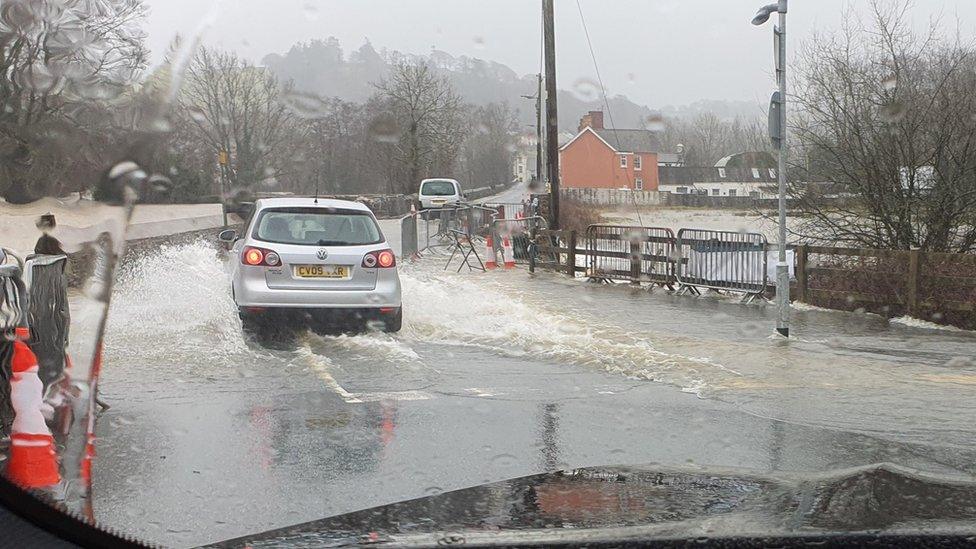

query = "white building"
[658,165,780,198]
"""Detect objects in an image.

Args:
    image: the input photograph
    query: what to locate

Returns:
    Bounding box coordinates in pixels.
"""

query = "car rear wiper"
[317,240,350,246]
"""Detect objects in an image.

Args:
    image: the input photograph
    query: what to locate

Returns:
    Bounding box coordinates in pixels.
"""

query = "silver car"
[219,197,402,334]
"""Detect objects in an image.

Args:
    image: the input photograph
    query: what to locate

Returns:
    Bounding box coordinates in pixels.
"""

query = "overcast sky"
[143,0,976,108]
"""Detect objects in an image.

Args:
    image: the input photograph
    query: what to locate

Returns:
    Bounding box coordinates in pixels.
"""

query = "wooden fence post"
[566,230,577,277]
[528,224,537,274]
[795,245,808,303]
[630,238,641,284]
[907,249,920,317]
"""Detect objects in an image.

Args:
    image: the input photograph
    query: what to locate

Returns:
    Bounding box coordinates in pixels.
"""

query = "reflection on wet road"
[91,238,976,547]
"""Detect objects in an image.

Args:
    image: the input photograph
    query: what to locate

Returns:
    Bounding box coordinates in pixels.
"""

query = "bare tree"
[459,102,518,189]
[374,61,464,194]
[178,47,296,192]
[790,0,976,253]
[0,0,149,202]
[659,113,768,167]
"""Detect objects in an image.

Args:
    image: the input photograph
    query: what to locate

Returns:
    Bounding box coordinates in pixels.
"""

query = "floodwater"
[100,234,976,458]
[82,222,976,546]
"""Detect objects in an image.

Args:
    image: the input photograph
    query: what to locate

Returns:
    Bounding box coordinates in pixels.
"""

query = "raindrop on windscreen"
[945,356,974,369]
[627,72,636,84]
[879,102,906,123]
[491,453,518,467]
[147,174,172,193]
[147,117,172,133]
[1,1,37,31]
[571,78,600,102]
[472,36,485,50]
[302,1,319,21]
[882,74,898,91]
[76,81,126,101]
[280,90,329,119]
[367,114,399,143]
[737,322,763,338]
[187,106,207,123]
[645,113,665,133]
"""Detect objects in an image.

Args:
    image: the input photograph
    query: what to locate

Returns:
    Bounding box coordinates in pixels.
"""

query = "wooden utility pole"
[543,0,560,229]
[535,73,543,188]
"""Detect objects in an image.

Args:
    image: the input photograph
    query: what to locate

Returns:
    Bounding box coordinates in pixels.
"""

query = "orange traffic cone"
[502,236,516,269]
[5,339,60,489]
[484,235,497,270]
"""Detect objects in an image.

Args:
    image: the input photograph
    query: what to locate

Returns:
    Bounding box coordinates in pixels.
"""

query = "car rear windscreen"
[420,181,457,196]
[253,208,382,246]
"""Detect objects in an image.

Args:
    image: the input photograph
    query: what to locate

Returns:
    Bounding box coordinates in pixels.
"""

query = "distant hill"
[262,38,758,132]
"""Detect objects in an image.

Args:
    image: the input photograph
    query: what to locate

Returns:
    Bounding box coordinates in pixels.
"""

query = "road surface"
[89,218,976,547]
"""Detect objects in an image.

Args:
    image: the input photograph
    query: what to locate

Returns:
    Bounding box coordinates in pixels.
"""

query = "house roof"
[560,126,661,154]
[659,166,777,185]
[594,129,661,153]
[714,151,776,169]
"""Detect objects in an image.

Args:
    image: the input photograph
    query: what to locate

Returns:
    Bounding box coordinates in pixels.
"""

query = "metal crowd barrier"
[675,228,768,298]
[492,216,548,264]
[400,214,419,259]
[24,255,70,388]
[401,205,499,258]
[1,248,28,435]
[585,225,677,287]
[482,202,531,222]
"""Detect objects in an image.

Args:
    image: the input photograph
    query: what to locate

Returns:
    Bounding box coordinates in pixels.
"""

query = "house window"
[729,189,738,197]
[768,168,777,178]
[635,177,643,190]
[751,168,761,179]
[620,154,628,168]
[634,155,642,171]
[712,188,720,196]
[718,168,726,178]
[676,186,688,194]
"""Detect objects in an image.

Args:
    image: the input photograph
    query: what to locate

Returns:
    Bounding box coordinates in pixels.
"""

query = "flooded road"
[89,231,976,547]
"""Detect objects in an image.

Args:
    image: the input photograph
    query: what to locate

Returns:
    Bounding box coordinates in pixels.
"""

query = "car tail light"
[242,246,280,266]
[363,249,396,268]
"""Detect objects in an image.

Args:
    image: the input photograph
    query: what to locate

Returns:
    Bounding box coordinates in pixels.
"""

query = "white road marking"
[464,388,497,397]
[298,342,432,403]
[352,390,431,402]
[314,368,363,404]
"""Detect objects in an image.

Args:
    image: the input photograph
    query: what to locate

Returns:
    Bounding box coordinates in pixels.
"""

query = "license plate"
[294,265,349,279]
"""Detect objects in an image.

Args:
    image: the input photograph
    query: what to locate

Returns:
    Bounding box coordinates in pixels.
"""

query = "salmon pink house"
[559,111,661,191]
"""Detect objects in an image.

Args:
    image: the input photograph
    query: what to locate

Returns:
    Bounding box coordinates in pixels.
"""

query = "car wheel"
[383,308,402,333]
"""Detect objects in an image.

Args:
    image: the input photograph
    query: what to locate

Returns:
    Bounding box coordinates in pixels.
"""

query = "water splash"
[397,264,737,394]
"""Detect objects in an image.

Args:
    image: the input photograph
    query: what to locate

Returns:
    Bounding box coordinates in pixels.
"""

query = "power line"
[575,0,644,227]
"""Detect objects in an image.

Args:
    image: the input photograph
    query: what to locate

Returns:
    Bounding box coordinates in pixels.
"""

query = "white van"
[418,178,463,210]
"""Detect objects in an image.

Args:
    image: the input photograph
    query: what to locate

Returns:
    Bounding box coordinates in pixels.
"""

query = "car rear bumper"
[239,306,400,319]
[419,198,461,209]
[234,271,401,308]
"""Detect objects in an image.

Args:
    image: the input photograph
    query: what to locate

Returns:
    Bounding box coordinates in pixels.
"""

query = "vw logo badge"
[316,249,329,260]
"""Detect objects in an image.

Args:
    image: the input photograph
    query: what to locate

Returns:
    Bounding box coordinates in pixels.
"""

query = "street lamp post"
[753,0,790,338]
